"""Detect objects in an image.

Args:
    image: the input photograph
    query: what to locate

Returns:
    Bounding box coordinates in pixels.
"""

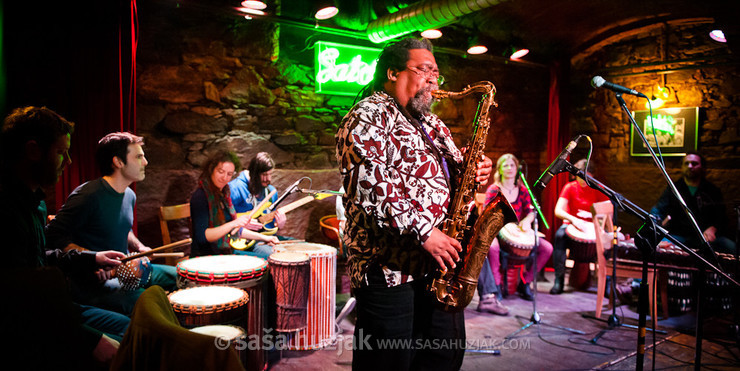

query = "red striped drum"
[273,243,337,350]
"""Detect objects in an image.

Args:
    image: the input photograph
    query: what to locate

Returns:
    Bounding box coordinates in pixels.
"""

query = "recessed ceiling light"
[510,48,529,60]
[467,45,488,55]
[237,7,266,16]
[709,29,726,43]
[315,6,338,20]
[241,0,266,10]
[421,29,442,39]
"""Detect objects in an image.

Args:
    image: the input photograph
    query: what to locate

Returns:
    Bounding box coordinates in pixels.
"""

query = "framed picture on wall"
[630,107,699,157]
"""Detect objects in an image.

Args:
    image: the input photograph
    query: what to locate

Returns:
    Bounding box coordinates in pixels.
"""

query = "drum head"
[499,222,535,246]
[177,255,268,278]
[565,223,596,242]
[169,286,247,307]
[190,324,245,339]
[269,251,310,264]
[273,242,336,256]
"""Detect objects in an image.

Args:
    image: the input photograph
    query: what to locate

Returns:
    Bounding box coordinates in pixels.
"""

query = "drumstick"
[151,252,185,259]
[120,238,192,263]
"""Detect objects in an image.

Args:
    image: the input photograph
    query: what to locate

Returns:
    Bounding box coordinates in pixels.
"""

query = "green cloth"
[111,286,245,371]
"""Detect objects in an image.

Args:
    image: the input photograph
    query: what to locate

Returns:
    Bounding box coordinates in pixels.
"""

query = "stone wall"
[569,21,739,239]
[132,2,552,249]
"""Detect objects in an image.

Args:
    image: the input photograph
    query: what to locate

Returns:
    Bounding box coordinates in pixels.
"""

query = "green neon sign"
[315,41,380,96]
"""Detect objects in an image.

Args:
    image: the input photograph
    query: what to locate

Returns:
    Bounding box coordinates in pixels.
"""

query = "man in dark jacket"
[650,152,735,254]
[0,106,128,369]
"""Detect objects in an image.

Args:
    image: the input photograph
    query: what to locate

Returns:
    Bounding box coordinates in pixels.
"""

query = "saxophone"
[427,81,517,312]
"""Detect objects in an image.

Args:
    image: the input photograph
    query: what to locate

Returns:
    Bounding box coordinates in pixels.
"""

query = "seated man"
[551,159,609,294]
[228,152,287,259]
[1,106,127,367]
[46,132,177,315]
[650,152,735,254]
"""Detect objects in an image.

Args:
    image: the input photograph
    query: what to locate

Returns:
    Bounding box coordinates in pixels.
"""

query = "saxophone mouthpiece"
[431,90,448,99]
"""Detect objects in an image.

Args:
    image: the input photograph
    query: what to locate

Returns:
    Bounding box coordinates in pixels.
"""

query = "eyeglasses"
[407,65,445,85]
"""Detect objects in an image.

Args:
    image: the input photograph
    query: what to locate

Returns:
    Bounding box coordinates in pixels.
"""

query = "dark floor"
[266,269,740,370]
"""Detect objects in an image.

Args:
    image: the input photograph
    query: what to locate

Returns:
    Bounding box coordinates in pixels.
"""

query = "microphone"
[271,177,305,209]
[591,76,647,98]
[533,139,578,190]
[514,164,522,185]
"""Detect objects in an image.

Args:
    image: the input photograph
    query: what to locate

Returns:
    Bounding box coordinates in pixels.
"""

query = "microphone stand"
[271,176,311,210]
[561,163,739,371]
[505,171,584,340]
[582,197,667,345]
[611,92,733,370]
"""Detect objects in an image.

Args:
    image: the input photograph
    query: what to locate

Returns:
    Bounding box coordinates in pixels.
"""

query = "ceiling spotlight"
[509,48,529,60]
[240,0,266,10]
[709,29,726,43]
[421,29,443,39]
[238,7,266,16]
[315,5,339,20]
[467,45,488,55]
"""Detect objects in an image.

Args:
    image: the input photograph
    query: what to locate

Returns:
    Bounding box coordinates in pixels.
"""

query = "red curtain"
[3,1,138,211]
[542,61,570,241]
[55,0,138,211]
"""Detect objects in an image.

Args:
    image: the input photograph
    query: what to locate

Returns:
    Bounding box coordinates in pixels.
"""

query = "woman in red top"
[483,154,553,301]
[550,159,609,294]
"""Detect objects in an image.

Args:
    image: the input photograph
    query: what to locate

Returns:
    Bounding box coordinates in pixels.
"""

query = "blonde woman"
[482,154,553,301]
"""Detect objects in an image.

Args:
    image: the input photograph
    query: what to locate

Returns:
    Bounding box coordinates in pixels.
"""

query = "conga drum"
[168,286,249,327]
[268,252,311,332]
[190,325,247,367]
[273,242,337,350]
[564,222,596,290]
[176,255,269,371]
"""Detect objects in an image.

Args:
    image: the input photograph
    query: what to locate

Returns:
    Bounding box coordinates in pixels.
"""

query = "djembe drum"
[176,255,269,371]
[168,286,249,327]
[499,222,536,258]
[268,252,311,332]
[565,222,597,290]
[273,242,336,350]
[498,222,540,295]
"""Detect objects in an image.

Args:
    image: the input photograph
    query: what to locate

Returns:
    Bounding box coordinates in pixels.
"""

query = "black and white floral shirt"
[336,91,463,289]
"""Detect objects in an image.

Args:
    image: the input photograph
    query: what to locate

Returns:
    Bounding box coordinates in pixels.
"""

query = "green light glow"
[644,113,676,135]
[315,41,380,96]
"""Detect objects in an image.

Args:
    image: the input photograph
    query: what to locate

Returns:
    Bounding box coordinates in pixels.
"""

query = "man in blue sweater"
[46,132,177,315]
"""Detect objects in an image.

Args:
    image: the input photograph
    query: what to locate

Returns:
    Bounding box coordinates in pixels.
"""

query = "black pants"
[352,275,466,371]
[552,224,569,279]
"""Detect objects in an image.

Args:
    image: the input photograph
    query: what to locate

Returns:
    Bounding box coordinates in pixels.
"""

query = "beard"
[406,85,435,117]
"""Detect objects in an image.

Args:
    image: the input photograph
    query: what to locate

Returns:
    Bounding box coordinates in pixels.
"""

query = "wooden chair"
[591,201,663,319]
[158,203,191,265]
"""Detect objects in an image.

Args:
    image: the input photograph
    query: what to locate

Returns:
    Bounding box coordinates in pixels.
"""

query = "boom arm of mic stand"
[613,93,718,266]
[564,165,739,289]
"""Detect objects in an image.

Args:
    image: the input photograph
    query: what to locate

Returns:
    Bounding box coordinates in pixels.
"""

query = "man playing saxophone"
[336,37,493,371]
